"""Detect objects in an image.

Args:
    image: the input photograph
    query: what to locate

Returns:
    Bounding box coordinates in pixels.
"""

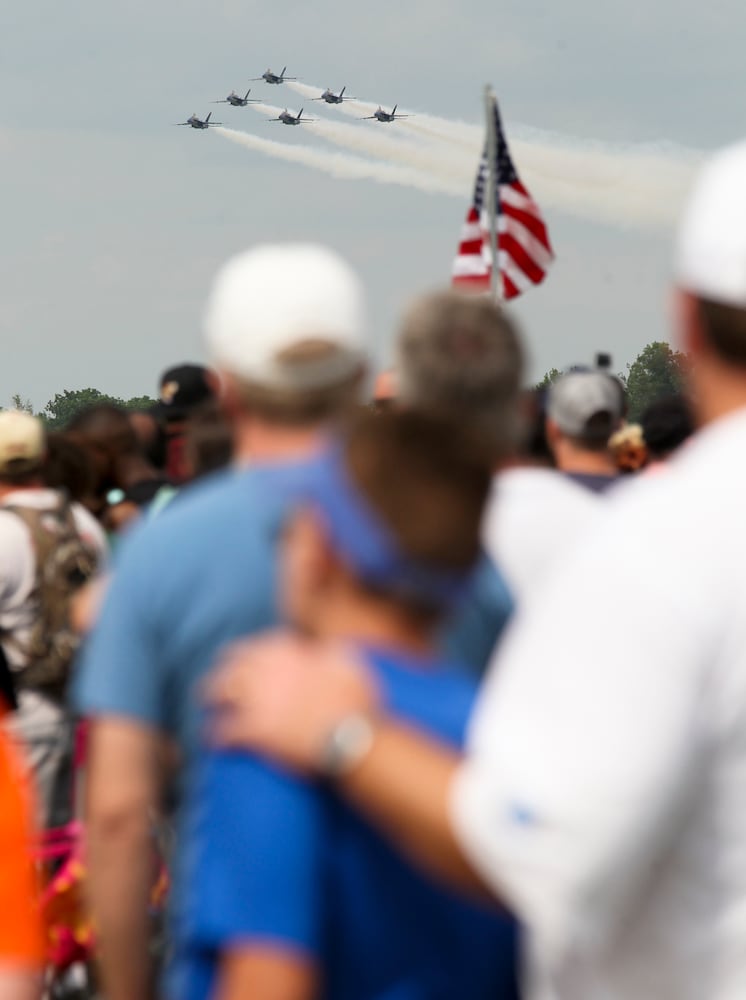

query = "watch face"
[321,715,375,777]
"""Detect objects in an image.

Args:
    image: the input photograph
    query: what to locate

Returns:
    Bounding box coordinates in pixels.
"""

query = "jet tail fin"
[281,66,287,78]
[299,108,304,120]
[340,87,346,97]
[206,111,212,122]
[392,105,397,115]
[244,89,251,100]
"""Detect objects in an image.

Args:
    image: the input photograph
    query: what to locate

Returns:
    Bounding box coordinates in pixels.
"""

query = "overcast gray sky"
[3,0,743,408]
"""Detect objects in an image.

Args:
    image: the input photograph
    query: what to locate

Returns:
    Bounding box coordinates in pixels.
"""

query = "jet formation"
[177,66,412,129]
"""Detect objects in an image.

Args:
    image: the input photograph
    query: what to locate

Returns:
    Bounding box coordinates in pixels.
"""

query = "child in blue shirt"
[174,411,520,1000]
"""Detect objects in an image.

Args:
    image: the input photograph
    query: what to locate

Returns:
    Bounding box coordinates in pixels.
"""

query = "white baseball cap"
[204,244,367,390]
[0,412,45,475]
[675,141,746,307]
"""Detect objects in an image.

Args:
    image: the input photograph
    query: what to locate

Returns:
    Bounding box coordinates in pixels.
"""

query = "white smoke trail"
[249,101,471,184]
[286,82,480,149]
[214,127,463,197]
[285,81,330,103]
[284,81,700,228]
[509,133,698,228]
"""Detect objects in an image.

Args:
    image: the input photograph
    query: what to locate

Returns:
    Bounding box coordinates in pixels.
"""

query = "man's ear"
[287,507,338,589]
[218,372,246,420]
[672,288,705,359]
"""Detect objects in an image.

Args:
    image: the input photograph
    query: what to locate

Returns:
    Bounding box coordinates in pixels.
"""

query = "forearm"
[85,718,163,1000]
[216,949,315,1000]
[87,813,156,1000]
[340,721,492,899]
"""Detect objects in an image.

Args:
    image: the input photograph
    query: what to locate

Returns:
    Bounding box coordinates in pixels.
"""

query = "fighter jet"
[361,105,410,123]
[174,112,222,130]
[252,66,296,85]
[268,108,315,126]
[212,88,260,107]
[312,86,355,105]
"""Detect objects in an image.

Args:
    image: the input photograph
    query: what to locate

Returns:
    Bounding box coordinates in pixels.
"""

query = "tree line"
[9,388,158,429]
[535,341,688,421]
[9,341,686,430]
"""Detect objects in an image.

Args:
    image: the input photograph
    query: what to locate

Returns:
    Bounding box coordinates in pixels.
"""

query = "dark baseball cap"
[153,364,216,422]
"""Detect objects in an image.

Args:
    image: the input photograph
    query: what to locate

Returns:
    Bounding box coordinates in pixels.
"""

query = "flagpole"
[484,85,500,303]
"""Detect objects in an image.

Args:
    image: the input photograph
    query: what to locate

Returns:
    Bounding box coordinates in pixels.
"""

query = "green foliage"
[10,394,34,415]
[42,389,120,429]
[122,395,158,412]
[534,367,563,391]
[624,342,688,420]
[41,388,158,429]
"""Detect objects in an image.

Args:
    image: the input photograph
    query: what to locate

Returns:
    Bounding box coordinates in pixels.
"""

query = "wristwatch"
[318,714,376,779]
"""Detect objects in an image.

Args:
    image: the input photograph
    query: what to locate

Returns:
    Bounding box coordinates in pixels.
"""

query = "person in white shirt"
[0,412,107,825]
[203,140,746,1000]
[484,461,601,605]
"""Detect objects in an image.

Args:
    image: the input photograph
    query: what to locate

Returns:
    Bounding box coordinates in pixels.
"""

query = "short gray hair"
[396,291,525,459]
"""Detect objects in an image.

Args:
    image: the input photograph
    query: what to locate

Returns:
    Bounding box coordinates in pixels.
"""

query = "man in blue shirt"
[75,244,370,1000]
[175,410,519,1000]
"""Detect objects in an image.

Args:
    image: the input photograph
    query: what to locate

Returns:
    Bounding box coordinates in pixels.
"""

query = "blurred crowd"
[0,141,745,1000]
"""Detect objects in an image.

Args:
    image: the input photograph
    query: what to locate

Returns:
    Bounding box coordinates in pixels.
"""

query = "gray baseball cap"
[548,371,624,440]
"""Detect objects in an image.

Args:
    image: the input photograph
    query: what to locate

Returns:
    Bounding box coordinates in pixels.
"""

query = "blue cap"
[300,444,474,608]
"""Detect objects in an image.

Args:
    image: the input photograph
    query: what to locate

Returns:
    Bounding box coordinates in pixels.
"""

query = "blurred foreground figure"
[0,700,43,1000]
[397,292,601,607]
[176,413,518,1000]
[75,244,367,1000]
[207,143,746,1000]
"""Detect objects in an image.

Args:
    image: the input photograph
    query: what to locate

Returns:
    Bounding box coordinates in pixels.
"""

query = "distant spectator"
[609,423,649,473]
[184,402,234,481]
[546,370,624,492]
[128,409,168,472]
[43,432,97,507]
[152,364,218,484]
[67,403,170,531]
[0,413,107,826]
[641,394,695,463]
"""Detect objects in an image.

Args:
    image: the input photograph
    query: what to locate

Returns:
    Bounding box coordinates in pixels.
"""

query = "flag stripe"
[500,233,547,285]
[498,215,554,270]
[502,199,552,247]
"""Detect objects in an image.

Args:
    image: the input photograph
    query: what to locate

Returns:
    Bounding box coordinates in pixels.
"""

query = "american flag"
[452,101,554,299]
